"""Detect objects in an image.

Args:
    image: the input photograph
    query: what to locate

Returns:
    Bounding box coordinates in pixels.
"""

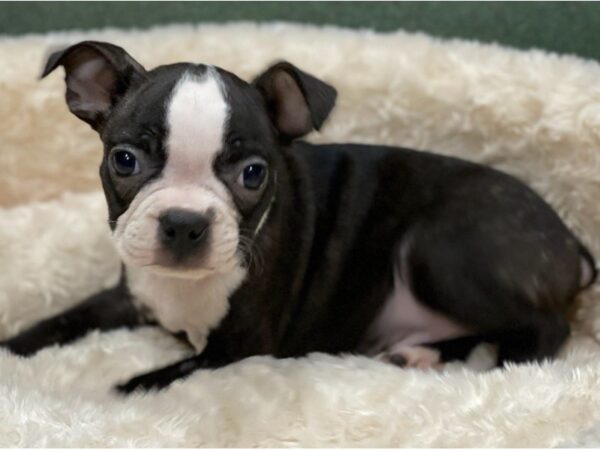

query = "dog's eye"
[112,150,139,176]
[238,162,267,190]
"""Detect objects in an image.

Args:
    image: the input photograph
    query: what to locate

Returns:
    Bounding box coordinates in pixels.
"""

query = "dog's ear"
[41,41,147,131]
[253,61,337,141]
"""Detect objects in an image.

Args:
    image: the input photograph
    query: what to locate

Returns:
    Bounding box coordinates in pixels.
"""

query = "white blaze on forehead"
[112,66,240,272]
[165,68,229,185]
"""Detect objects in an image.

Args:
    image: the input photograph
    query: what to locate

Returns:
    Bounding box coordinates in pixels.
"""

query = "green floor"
[2,2,600,61]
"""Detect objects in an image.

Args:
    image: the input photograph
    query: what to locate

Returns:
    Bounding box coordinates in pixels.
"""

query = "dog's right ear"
[41,41,147,131]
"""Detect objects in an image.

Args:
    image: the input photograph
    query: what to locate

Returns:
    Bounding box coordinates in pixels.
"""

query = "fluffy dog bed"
[1,22,600,447]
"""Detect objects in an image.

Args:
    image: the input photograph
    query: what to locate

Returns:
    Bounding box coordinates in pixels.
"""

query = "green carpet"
[2,2,600,61]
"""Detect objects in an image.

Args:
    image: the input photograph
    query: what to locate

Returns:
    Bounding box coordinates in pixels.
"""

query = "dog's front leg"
[116,332,234,394]
[0,281,144,356]
[115,353,229,394]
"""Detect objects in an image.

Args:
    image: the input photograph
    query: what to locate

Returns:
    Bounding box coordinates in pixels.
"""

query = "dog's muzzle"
[158,208,211,262]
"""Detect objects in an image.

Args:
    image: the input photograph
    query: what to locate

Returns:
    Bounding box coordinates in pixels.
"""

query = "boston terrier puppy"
[1,41,596,394]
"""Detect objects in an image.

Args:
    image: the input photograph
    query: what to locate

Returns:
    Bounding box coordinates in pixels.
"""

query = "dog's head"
[43,41,336,279]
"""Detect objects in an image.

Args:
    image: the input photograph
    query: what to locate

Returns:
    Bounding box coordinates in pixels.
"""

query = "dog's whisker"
[236,235,265,275]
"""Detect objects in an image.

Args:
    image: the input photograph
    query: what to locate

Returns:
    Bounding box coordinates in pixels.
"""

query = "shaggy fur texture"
[1,22,599,447]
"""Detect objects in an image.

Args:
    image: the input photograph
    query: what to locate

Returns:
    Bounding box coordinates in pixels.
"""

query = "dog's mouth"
[113,196,242,280]
[139,261,218,280]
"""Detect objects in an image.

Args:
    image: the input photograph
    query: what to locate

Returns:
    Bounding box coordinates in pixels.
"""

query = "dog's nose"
[158,209,210,261]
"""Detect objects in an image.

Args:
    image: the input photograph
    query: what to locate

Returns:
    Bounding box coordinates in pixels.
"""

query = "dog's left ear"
[253,61,337,141]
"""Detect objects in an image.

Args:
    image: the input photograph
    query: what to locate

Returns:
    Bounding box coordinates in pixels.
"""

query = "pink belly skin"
[360,263,472,357]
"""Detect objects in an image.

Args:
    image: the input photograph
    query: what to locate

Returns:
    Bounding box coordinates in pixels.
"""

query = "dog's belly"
[360,267,471,356]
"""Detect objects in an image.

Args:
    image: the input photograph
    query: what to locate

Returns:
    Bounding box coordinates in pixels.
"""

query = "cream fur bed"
[1,22,600,447]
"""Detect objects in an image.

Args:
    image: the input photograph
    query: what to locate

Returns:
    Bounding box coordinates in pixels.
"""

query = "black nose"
[158,209,210,261]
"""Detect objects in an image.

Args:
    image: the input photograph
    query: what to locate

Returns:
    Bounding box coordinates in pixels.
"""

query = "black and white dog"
[2,41,597,393]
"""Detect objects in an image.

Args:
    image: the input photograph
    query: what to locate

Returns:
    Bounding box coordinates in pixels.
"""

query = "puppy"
[1,41,596,393]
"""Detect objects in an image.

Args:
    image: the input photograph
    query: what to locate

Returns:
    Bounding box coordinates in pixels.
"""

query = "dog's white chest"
[126,266,246,351]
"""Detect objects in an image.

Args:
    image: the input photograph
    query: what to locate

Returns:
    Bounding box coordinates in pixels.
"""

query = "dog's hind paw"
[380,345,442,370]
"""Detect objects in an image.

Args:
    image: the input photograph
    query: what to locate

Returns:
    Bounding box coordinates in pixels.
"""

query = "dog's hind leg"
[405,226,577,366]
[0,279,144,356]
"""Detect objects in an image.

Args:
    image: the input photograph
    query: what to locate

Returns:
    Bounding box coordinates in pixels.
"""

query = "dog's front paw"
[115,358,201,395]
[115,371,172,395]
[0,337,39,357]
